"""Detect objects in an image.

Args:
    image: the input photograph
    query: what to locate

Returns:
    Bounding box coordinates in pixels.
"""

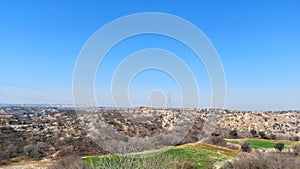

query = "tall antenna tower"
[167,92,171,109]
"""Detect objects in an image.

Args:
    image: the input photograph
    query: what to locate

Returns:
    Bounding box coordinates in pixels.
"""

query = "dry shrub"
[175,159,197,169]
[48,153,91,169]
[0,149,9,165]
[23,142,48,160]
[223,151,300,169]
[292,144,300,156]
[240,142,251,152]
[23,144,42,159]
[290,135,300,141]
[226,143,239,150]
[204,136,227,147]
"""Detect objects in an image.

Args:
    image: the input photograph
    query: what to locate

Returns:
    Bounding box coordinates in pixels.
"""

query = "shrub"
[205,136,227,147]
[258,131,269,139]
[211,132,220,137]
[290,136,300,141]
[211,129,222,137]
[23,144,43,159]
[226,143,240,150]
[175,159,197,169]
[0,146,9,165]
[229,129,238,138]
[48,153,91,169]
[240,142,251,152]
[37,142,48,155]
[23,142,48,159]
[270,134,277,140]
[223,151,300,169]
[250,129,257,137]
[292,144,300,156]
[6,144,17,158]
[224,152,267,169]
[274,142,284,152]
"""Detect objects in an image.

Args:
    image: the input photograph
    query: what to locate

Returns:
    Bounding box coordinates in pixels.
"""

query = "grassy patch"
[226,138,296,149]
[83,156,101,168]
[166,146,229,168]
[83,153,179,169]
[83,144,233,169]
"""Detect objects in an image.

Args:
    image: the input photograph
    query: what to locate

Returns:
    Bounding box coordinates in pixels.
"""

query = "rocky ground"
[217,110,300,139]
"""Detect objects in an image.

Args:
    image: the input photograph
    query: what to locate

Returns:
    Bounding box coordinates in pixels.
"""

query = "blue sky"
[0,0,299,110]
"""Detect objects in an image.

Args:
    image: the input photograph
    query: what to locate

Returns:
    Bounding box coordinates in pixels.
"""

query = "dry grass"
[223,151,300,169]
[191,143,239,157]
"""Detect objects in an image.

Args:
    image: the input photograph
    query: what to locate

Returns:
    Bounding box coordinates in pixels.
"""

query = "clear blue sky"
[0,0,299,110]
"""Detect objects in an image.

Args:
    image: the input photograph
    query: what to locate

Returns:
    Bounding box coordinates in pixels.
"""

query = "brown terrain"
[0,106,299,167]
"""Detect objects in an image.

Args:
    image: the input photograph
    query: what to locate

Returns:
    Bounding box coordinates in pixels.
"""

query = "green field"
[83,143,238,169]
[82,139,299,168]
[226,138,296,149]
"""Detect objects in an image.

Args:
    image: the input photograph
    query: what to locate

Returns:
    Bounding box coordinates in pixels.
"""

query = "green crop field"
[226,138,297,149]
[83,143,238,169]
[82,139,300,168]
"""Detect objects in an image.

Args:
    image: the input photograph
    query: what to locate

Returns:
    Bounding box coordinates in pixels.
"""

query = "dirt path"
[0,159,53,169]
